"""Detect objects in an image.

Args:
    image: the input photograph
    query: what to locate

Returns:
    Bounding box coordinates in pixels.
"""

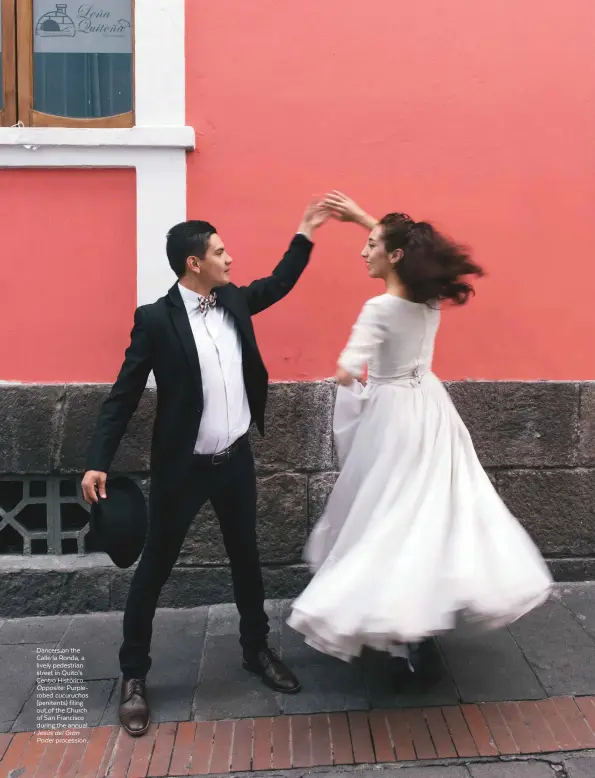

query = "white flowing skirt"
[287,373,553,662]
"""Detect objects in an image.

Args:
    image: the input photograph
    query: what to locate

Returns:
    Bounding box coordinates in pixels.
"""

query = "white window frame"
[0,0,193,307]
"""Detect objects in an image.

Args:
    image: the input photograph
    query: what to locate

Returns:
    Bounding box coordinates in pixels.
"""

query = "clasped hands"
[303,191,371,388]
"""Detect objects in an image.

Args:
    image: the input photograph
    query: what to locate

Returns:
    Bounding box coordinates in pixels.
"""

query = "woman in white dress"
[287,192,553,674]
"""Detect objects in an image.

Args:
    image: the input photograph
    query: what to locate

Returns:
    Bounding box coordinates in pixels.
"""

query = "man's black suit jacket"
[85,233,313,490]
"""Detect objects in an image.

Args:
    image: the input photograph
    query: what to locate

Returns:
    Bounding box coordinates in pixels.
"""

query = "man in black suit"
[82,201,329,736]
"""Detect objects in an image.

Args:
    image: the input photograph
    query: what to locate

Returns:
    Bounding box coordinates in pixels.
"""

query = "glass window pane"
[33,2,132,119]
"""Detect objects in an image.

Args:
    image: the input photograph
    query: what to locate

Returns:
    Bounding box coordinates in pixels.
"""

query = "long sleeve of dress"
[337,299,387,378]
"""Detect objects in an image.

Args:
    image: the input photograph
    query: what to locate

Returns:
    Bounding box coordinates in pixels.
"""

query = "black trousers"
[119,439,269,679]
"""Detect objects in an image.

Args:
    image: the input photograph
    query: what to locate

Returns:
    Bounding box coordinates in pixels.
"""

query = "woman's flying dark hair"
[378,213,484,305]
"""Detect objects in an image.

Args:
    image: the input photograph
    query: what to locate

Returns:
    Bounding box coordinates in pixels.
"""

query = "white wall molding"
[135,151,188,306]
[0,144,186,308]
[134,0,186,127]
[0,126,194,150]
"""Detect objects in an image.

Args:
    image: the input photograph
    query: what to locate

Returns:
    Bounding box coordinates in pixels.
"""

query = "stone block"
[179,502,225,565]
[110,391,156,474]
[161,567,234,608]
[509,599,595,696]
[0,571,64,617]
[57,385,108,473]
[497,469,595,556]
[109,568,133,610]
[14,678,115,732]
[557,582,595,641]
[251,381,334,471]
[578,382,595,465]
[136,476,151,502]
[113,565,310,611]
[0,563,309,616]
[207,600,279,636]
[263,564,311,601]
[147,608,209,722]
[548,558,595,582]
[308,472,338,529]
[59,612,122,679]
[0,380,584,476]
[0,384,65,474]
[99,682,120,727]
[194,633,281,720]
[179,472,308,565]
[110,565,234,610]
[279,618,369,715]
[469,763,556,778]
[446,381,579,467]
[565,756,595,778]
[58,384,155,473]
[0,614,71,645]
[58,570,111,614]
[331,440,340,470]
[280,657,369,716]
[388,770,469,778]
[438,628,545,702]
[0,644,37,721]
[256,473,307,562]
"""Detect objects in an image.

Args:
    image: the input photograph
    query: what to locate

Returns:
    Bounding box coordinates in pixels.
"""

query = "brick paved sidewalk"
[2,697,595,776]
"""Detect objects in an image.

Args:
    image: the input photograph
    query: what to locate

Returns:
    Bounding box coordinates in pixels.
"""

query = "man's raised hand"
[297,198,332,239]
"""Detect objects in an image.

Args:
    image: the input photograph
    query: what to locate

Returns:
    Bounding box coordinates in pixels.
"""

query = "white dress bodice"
[337,294,440,385]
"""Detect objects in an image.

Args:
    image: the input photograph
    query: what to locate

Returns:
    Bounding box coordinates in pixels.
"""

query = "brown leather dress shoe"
[243,647,301,694]
[119,677,150,736]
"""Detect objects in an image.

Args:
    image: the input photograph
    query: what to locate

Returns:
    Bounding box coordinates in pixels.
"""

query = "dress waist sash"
[368,366,429,388]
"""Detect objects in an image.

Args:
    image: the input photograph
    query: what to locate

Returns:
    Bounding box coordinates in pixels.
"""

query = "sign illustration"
[36,4,76,37]
[34,2,132,54]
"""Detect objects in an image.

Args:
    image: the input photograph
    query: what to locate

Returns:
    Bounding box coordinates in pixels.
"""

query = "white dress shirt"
[178,283,251,455]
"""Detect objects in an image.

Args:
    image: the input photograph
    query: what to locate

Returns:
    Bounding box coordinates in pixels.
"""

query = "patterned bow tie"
[197,292,217,314]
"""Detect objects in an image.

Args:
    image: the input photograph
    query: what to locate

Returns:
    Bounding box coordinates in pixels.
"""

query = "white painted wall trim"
[0,145,186,307]
[0,126,195,149]
[134,0,186,127]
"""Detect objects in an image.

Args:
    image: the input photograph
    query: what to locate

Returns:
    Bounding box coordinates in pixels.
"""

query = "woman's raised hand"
[323,191,377,230]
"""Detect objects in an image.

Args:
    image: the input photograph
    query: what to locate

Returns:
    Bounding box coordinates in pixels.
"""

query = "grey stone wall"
[0,380,594,617]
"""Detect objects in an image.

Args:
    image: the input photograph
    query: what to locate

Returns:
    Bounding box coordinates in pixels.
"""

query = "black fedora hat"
[89,477,148,568]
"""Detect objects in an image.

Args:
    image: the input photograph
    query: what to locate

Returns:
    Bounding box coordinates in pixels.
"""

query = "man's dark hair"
[166,220,217,278]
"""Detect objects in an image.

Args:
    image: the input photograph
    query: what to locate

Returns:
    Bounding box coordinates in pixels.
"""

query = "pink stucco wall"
[2,2,594,384]
[186,0,595,381]
[0,168,137,382]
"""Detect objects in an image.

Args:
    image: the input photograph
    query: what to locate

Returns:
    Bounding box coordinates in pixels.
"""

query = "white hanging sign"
[34,2,132,55]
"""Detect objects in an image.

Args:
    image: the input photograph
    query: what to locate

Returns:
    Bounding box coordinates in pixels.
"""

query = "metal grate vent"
[0,477,97,555]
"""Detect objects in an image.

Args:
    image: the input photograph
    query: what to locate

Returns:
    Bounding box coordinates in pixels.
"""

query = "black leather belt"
[193,433,248,467]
